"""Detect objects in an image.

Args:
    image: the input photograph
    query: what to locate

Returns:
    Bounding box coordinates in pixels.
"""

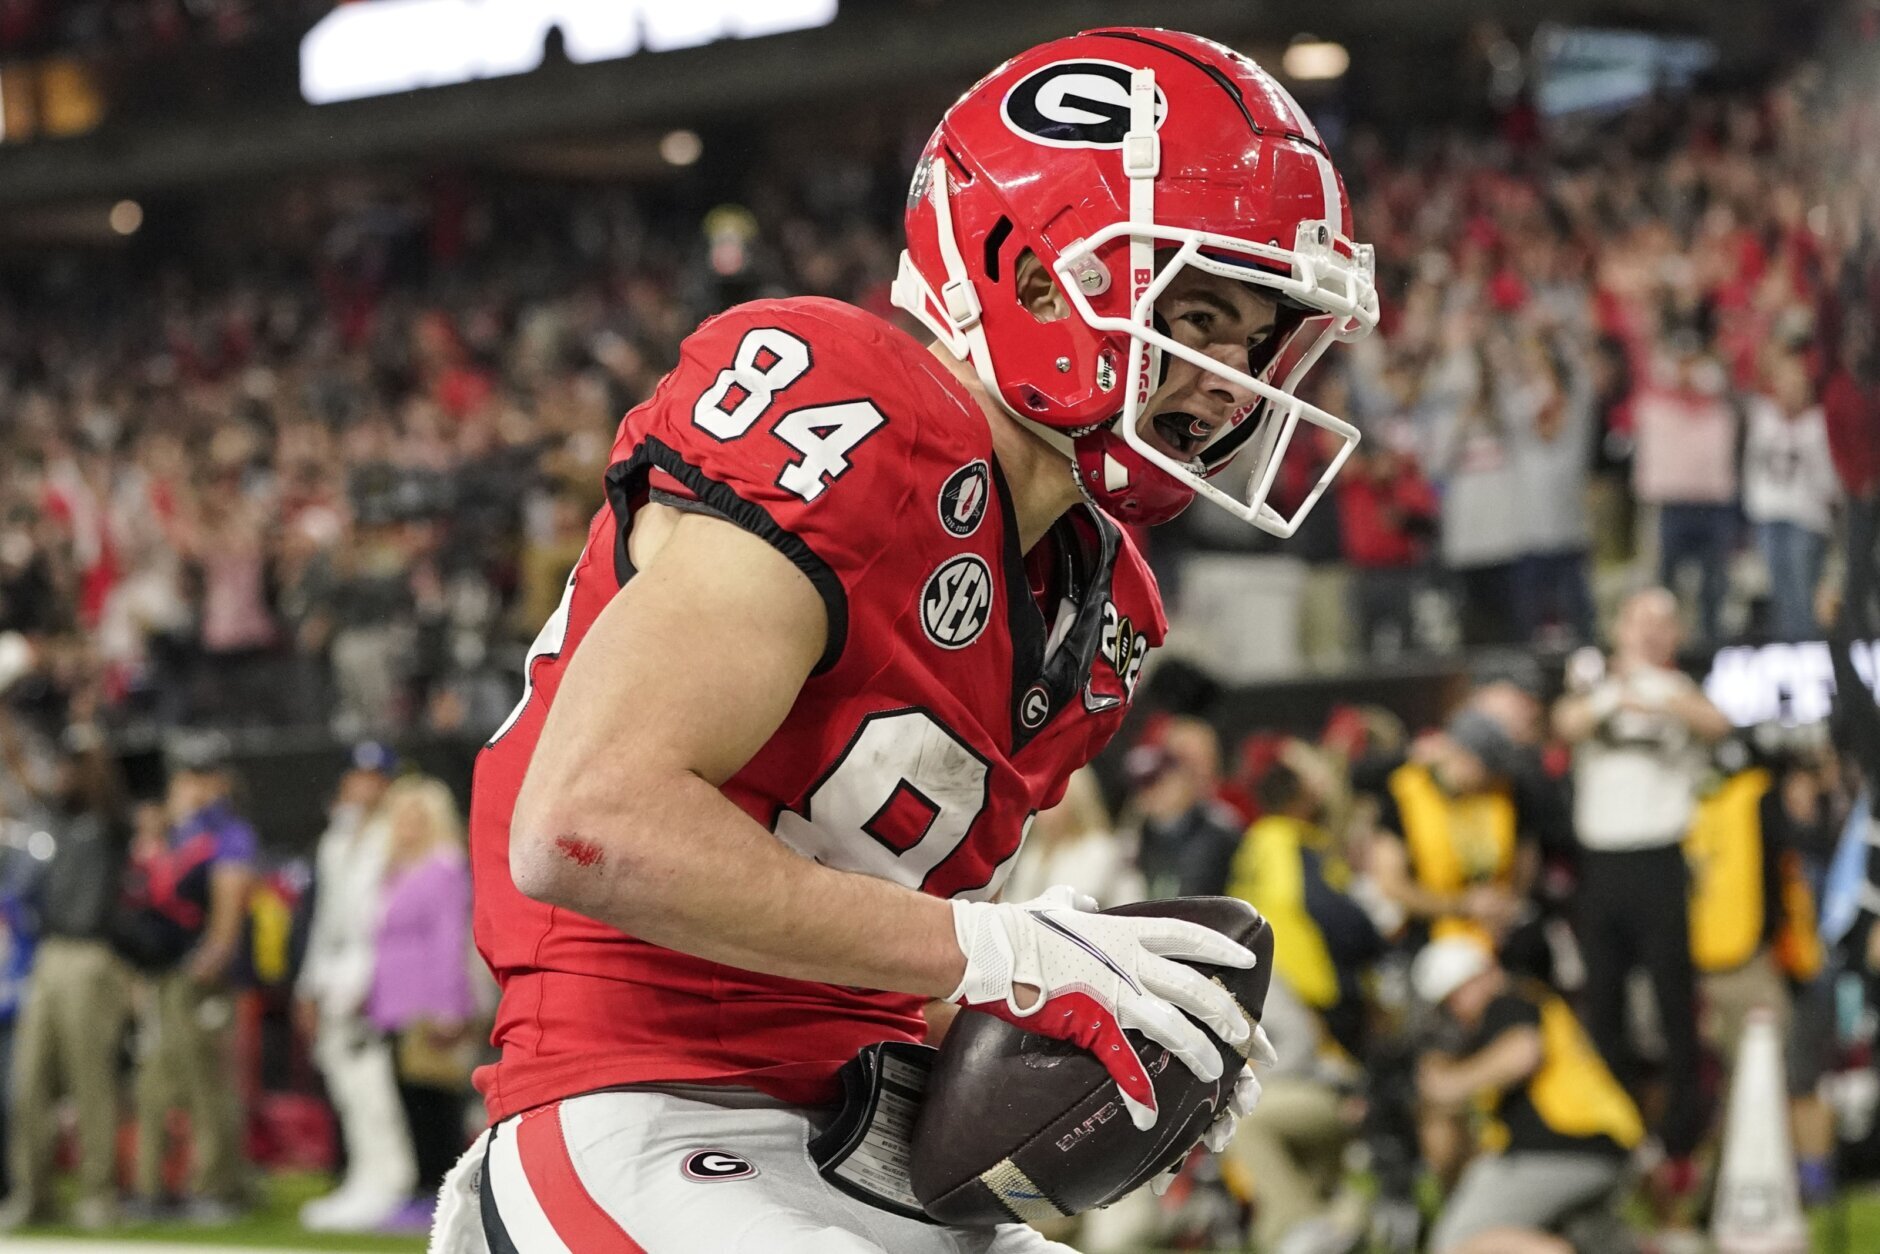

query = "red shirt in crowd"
[1337,455,1438,568]
[1823,368,1880,498]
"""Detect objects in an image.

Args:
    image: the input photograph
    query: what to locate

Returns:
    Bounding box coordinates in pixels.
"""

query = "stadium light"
[660,129,703,167]
[1283,37,1349,82]
[110,200,143,235]
[301,0,840,105]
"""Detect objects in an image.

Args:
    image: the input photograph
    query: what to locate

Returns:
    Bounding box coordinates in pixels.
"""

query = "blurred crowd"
[1182,61,1880,667]
[0,0,310,58]
[0,17,1878,1252]
[7,583,1879,1249]
[3,55,1878,739]
[0,702,483,1234]
[1011,586,1870,1254]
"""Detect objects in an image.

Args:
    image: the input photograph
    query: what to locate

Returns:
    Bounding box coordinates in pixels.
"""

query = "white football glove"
[1149,1027,1277,1195]
[948,885,1258,1130]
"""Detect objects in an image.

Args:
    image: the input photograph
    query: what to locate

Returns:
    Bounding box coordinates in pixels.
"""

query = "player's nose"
[1197,343,1259,415]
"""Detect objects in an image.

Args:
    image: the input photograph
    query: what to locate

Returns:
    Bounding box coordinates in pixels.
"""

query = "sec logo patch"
[922,555,993,650]
[681,1149,758,1181]
[938,460,991,537]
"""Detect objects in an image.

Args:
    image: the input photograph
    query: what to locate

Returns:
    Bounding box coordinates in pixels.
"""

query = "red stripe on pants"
[516,1103,649,1253]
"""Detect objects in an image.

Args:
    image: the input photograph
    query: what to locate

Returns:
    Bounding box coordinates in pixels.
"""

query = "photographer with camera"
[1553,587,1730,1200]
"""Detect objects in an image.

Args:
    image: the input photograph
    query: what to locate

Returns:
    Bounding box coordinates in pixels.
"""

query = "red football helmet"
[893,28,1378,531]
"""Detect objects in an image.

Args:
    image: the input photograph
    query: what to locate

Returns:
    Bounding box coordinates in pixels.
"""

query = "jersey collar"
[989,462,1122,753]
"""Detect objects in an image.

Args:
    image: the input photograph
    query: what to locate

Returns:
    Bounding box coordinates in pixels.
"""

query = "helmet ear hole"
[1013,250,1072,324]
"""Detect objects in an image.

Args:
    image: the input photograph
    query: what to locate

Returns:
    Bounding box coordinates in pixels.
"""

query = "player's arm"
[1417,1026,1543,1108]
[190,859,257,986]
[1369,830,1460,922]
[1551,685,1613,744]
[510,502,1256,1128]
[509,509,967,996]
[1662,678,1732,743]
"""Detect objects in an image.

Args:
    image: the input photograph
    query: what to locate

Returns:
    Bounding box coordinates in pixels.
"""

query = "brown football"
[909,896,1272,1226]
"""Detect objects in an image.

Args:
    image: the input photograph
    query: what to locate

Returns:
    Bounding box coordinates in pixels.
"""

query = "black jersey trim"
[605,436,849,676]
[989,459,1047,749]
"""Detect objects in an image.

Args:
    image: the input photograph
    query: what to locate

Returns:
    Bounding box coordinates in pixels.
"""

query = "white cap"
[0,631,32,695]
[1411,938,1493,1006]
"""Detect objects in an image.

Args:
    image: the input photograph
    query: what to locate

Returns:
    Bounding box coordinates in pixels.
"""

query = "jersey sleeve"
[604,300,929,674]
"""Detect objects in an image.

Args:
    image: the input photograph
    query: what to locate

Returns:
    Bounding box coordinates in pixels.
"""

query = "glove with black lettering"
[947,885,1257,1130]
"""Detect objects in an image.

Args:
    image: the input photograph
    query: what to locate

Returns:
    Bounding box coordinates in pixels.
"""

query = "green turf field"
[11,1172,1880,1251]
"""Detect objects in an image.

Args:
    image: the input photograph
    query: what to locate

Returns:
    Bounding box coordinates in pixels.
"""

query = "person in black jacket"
[1122,741,1241,900]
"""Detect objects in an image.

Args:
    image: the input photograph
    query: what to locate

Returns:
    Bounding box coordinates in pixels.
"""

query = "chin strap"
[1112,67,1163,498]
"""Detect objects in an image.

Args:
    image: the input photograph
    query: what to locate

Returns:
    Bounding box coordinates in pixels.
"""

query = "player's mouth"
[1143,410,1216,461]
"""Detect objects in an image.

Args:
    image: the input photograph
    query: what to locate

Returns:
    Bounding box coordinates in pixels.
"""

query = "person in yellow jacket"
[1228,749,1383,1057]
[1684,738,1837,1201]
[1224,749,1384,1253]
[1414,939,1642,1254]
[1369,710,1539,951]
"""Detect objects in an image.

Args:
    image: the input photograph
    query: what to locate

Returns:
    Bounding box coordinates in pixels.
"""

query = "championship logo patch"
[681,1149,758,1182]
[1001,59,1168,150]
[938,460,991,537]
[922,555,994,650]
[1086,600,1148,710]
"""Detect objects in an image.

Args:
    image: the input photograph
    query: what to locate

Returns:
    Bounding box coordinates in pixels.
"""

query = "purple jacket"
[367,851,475,1032]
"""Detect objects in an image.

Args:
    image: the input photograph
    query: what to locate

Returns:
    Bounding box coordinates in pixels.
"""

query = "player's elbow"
[509,793,616,909]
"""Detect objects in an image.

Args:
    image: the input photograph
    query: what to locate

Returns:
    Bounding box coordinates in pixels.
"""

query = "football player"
[443,27,1377,1254]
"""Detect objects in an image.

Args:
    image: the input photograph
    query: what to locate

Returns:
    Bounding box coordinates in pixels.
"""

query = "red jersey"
[469,298,1166,1122]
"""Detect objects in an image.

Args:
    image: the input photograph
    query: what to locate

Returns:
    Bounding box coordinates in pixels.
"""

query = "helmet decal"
[1000,60,1167,149]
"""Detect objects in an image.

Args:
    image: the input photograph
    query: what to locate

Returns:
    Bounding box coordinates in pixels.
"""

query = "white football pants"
[312,1014,417,1204]
[429,1085,1077,1254]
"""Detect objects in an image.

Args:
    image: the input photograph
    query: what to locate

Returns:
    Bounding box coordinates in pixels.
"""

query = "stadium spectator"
[1684,742,1810,1073]
[0,813,31,1211]
[1552,588,1730,1195]
[0,692,129,1232]
[1414,939,1642,1254]
[1631,334,1740,644]
[1503,332,1598,646]
[1228,746,1383,1057]
[125,736,258,1222]
[1765,732,1842,1203]
[293,742,414,1233]
[1335,425,1439,660]
[366,775,476,1224]
[1425,321,1523,647]
[1225,747,1381,1253]
[1825,308,1880,635]
[1120,741,1241,900]
[1003,770,1139,909]
[1365,709,1536,952]
[1742,352,1838,640]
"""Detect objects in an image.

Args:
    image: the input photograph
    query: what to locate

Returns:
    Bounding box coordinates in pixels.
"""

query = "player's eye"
[1179,309,1216,335]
